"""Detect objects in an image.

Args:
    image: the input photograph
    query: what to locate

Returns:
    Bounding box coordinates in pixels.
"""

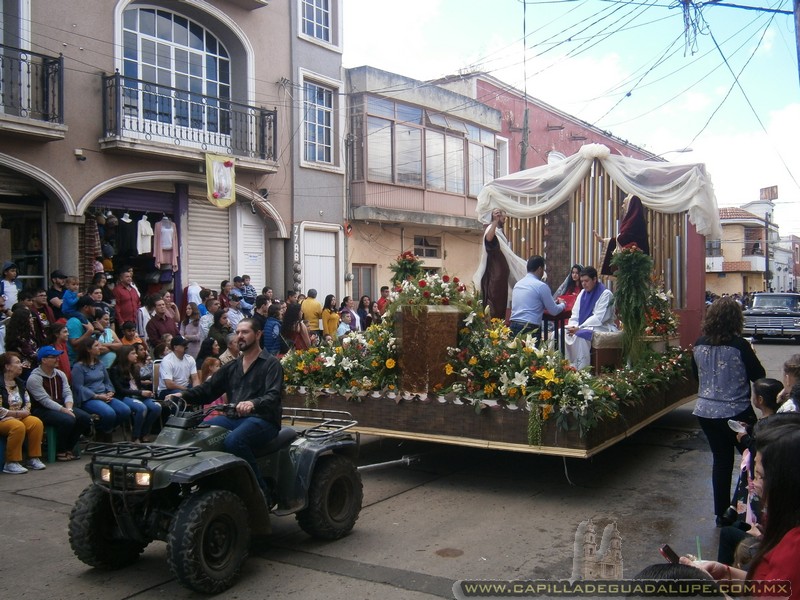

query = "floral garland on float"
[280,263,694,445]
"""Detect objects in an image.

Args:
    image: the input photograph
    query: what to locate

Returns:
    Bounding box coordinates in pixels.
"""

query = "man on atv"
[168,318,282,493]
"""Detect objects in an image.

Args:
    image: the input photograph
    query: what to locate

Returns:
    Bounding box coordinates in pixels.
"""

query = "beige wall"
[347,223,482,291]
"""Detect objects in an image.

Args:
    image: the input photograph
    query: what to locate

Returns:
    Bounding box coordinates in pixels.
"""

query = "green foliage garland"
[610,244,653,366]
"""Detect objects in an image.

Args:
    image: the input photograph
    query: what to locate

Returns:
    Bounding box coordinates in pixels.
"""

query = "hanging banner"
[205,153,236,208]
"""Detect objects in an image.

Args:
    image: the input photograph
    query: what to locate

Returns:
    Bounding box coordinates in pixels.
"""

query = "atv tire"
[167,489,250,594]
[69,484,147,569]
[297,454,363,539]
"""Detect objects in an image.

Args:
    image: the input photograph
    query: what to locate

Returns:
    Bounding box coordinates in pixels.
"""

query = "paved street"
[1,340,796,599]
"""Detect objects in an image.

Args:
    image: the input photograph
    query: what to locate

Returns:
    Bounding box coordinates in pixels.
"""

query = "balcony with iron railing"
[0,44,66,140]
[100,72,278,172]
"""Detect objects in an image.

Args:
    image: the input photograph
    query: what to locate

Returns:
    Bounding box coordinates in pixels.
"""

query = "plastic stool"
[45,426,57,464]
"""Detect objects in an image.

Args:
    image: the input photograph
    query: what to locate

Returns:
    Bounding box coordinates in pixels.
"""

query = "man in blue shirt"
[66,296,102,364]
[508,255,565,340]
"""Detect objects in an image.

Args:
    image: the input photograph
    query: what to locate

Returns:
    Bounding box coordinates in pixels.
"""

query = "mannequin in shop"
[153,215,178,271]
[137,215,154,255]
[117,211,137,256]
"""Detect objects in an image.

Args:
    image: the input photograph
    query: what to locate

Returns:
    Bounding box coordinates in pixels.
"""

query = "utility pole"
[795,0,800,86]
[519,107,529,172]
[765,210,771,292]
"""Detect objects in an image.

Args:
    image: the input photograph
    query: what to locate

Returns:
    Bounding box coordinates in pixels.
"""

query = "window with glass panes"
[361,96,495,195]
[414,236,441,259]
[304,81,334,163]
[302,0,331,42]
[122,7,230,133]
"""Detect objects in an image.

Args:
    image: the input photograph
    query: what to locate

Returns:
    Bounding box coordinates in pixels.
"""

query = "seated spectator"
[27,346,91,461]
[195,337,220,371]
[110,347,162,443]
[1,352,46,473]
[683,417,800,595]
[219,333,240,365]
[119,321,143,346]
[4,307,39,380]
[199,357,225,421]
[96,309,123,370]
[60,276,88,324]
[133,342,153,387]
[208,310,233,350]
[146,296,179,349]
[779,354,799,409]
[49,323,72,383]
[262,303,284,355]
[565,266,617,370]
[282,302,312,350]
[180,302,203,358]
[71,337,131,443]
[717,378,784,565]
[336,311,352,339]
[226,290,245,330]
[156,336,199,400]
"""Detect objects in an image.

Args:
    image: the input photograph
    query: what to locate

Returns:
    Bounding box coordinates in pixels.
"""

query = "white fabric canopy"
[476,144,722,239]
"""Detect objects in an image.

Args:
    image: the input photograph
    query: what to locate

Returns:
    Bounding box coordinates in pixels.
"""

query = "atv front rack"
[84,441,203,464]
[282,407,357,439]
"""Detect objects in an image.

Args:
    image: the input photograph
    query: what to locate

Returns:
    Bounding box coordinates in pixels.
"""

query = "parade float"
[283,145,720,457]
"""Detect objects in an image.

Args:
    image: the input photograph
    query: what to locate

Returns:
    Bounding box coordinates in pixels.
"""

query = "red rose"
[223,160,234,168]
[442,275,450,283]
[458,285,466,292]
[212,192,220,199]
[418,280,427,287]
[423,291,430,298]
[394,286,402,292]
[442,297,450,305]
[453,277,460,283]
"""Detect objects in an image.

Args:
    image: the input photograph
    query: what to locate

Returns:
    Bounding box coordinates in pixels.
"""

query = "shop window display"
[0,205,46,292]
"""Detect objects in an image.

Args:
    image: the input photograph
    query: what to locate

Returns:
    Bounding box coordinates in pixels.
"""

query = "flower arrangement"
[385,271,478,317]
[644,277,679,338]
[281,321,398,396]
[442,316,618,443]
[388,250,424,285]
[610,243,654,365]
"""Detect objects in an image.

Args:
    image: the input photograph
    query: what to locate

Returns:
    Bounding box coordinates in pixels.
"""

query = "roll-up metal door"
[187,197,231,289]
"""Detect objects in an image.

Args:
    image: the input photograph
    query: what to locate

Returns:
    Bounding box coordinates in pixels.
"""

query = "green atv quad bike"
[69,403,363,594]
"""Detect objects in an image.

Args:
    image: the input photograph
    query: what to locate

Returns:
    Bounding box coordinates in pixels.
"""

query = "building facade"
[706,203,781,295]
[1,0,293,300]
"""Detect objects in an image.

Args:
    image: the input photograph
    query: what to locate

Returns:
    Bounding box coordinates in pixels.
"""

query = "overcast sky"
[343,0,800,237]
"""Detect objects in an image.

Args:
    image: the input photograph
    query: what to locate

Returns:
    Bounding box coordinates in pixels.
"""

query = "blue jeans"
[82,398,132,433]
[205,415,278,491]
[121,397,163,440]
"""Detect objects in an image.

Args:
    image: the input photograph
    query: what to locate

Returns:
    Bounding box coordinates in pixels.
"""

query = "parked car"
[743,292,800,341]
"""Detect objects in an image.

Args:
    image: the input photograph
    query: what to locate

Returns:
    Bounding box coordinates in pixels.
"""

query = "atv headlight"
[134,471,151,487]
[100,467,111,483]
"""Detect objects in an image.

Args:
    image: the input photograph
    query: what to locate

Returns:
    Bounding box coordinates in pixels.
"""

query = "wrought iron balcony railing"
[102,72,277,161]
[0,44,64,123]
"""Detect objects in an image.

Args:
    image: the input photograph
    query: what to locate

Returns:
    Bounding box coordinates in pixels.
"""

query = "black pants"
[31,406,93,453]
[697,406,757,517]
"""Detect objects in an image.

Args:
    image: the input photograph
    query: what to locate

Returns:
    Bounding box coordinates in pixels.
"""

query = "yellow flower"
[296,361,306,372]
[371,360,379,367]
[488,330,499,340]
[445,363,454,375]
[508,387,518,397]
[468,356,478,366]
[385,358,396,369]
[483,370,490,378]
[542,404,553,420]
[534,368,561,386]
[484,383,496,395]
[539,389,553,401]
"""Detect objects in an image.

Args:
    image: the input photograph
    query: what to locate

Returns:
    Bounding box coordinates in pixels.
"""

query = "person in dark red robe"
[599,194,650,275]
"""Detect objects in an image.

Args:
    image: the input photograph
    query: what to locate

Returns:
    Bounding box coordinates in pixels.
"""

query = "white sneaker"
[24,458,46,471]
[3,462,29,474]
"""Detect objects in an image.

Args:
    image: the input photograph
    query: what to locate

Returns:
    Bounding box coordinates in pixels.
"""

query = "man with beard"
[171,318,283,494]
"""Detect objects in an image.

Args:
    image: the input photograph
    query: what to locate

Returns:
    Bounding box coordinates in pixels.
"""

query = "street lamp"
[644,147,694,161]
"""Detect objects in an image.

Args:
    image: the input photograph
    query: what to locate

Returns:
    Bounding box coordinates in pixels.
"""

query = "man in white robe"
[565,266,617,370]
